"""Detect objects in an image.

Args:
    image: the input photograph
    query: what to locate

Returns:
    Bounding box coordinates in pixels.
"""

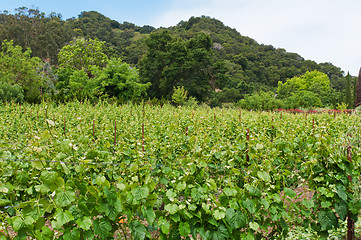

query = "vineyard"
[0,101,361,240]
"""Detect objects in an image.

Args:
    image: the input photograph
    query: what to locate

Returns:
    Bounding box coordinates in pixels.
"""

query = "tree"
[139,31,218,101]
[58,37,108,73]
[345,72,353,108]
[0,7,72,64]
[56,38,109,101]
[57,40,149,102]
[277,70,331,106]
[139,30,173,98]
[354,67,361,107]
[284,91,322,109]
[0,40,44,102]
[96,58,150,101]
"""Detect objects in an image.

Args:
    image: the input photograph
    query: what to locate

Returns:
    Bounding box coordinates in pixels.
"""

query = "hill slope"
[0,8,348,105]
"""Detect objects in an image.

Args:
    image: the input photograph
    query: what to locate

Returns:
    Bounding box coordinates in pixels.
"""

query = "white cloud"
[151,0,361,75]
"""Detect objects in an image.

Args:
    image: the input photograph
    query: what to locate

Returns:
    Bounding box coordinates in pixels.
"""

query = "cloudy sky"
[1,0,361,76]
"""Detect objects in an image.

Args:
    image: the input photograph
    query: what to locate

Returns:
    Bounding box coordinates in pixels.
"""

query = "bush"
[0,40,43,103]
[98,59,150,101]
[237,91,283,111]
[284,91,322,109]
[184,96,198,108]
[172,86,188,106]
[209,88,242,107]
[0,82,24,103]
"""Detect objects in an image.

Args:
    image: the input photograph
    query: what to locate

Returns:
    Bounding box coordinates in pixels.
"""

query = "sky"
[1,0,361,76]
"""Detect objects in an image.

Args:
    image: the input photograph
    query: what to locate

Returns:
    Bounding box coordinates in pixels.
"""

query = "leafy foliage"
[0,102,360,239]
[0,8,351,106]
[0,82,24,103]
[277,70,330,98]
[0,40,46,103]
[97,58,150,101]
[139,31,217,101]
[56,40,149,102]
[58,37,108,72]
[171,86,188,106]
[238,91,283,110]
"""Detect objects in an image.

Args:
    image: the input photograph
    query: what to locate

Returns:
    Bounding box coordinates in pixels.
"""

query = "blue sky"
[1,0,361,76]
[0,0,174,24]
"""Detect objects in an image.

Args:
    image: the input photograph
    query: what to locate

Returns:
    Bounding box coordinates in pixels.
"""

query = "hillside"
[0,7,350,106]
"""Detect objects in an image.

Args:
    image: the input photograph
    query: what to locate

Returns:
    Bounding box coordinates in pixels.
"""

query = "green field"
[0,102,360,239]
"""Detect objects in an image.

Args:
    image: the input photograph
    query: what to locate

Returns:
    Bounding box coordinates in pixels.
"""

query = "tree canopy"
[0,40,45,102]
[55,38,149,102]
[58,37,108,72]
[0,7,353,108]
[139,31,219,101]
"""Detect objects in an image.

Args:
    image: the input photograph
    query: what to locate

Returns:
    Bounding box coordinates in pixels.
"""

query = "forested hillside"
[0,7,355,108]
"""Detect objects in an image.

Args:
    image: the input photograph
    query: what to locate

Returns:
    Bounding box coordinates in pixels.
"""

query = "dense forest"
[0,7,357,108]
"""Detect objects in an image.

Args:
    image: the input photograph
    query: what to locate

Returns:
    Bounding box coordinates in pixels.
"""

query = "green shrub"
[184,96,198,108]
[0,82,24,103]
[284,91,322,109]
[238,91,283,110]
[172,86,188,106]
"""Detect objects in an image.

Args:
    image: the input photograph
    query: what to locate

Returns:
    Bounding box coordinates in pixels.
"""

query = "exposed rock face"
[355,68,361,107]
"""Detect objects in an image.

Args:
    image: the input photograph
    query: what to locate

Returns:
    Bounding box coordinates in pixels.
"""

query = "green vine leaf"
[11,216,25,232]
[130,220,147,240]
[55,190,75,206]
[284,188,296,199]
[94,218,112,239]
[76,217,92,230]
[336,184,347,201]
[318,210,338,231]
[158,217,170,235]
[223,188,237,197]
[211,224,229,240]
[52,209,74,229]
[165,203,178,214]
[242,199,256,214]
[249,221,259,231]
[63,228,80,240]
[179,222,191,237]
[335,201,348,221]
[225,208,247,229]
[131,186,149,201]
[213,209,226,220]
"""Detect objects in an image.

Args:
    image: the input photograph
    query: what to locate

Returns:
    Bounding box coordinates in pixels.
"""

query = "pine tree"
[354,67,361,107]
[345,72,352,108]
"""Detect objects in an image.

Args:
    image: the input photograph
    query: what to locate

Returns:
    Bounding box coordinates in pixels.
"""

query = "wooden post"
[114,121,117,146]
[93,119,95,142]
[63,116,66,136]
[246,129,250,164]
[142,123,145,153]
[312,118,315,137]
[143,103,145,119]
[347,145,354,240]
